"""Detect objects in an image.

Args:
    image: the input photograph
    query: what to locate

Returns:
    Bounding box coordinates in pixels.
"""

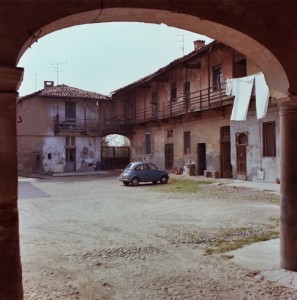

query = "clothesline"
[226,72,270,121]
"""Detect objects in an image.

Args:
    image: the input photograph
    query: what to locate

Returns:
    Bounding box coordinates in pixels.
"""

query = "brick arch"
[17,7,288,99]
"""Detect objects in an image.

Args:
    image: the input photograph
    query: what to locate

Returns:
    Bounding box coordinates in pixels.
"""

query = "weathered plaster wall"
[76,136,101,171]
[131,109,231,173]
[230,105,280,182]
[17,96,102,173]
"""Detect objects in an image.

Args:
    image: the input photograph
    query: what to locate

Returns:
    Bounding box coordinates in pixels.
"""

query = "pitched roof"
[20,84,110,101]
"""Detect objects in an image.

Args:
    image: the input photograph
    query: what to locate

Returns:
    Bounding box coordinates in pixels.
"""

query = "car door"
[140,163,152,182]
[146,163,160,182]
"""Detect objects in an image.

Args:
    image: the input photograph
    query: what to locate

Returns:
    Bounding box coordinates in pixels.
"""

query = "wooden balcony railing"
[109,82,234,127]
[54,82,234,135]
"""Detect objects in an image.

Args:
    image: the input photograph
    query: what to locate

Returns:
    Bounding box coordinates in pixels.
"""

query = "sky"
[17,22,213,97]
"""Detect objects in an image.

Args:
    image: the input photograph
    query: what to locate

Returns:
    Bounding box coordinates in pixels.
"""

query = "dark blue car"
[119,162,169,186]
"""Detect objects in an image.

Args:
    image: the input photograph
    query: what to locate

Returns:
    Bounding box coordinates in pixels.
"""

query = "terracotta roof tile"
[21,84,110,101]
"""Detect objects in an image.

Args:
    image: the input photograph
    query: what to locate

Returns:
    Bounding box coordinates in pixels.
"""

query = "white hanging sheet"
[230,75,255,121]
[255,73,270,119]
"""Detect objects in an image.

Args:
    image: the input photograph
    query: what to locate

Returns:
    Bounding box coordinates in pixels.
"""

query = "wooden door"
[236,133,247,180]
[165,143,174,170]
[220,126,232,178]
[197,143,206,175]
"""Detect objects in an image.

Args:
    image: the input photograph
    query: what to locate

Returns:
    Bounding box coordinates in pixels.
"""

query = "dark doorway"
[220,126,233,178]
[65,148,76,172]
[32,152,41,173]
[165,143,174,170]
[101,146,130,170]
[197,143,206,175]
[236,133,248,180]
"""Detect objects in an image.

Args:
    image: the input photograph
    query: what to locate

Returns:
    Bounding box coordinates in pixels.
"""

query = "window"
[233,59,247,78]
[183,81,190,105]
[263,122,276,157]
[167,129,173,138]
[184,131,191,154]
[65,101,76,124]
[212,65,222,90]
[151,92,158,118]
[66,136,75,146]
[170,83,177,101]
[151,92,158,105]
[145,133,151,154]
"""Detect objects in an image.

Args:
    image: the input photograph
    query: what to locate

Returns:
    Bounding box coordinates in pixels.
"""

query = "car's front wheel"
[160,176,168,184]
[131,177,140,186]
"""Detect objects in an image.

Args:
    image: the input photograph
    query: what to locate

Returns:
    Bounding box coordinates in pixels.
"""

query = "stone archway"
[1,2,297,299]
[17,8,289,99]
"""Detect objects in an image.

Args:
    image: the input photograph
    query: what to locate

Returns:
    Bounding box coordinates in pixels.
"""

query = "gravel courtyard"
[19,173,296,299]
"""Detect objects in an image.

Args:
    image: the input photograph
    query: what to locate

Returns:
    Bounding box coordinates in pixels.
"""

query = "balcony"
[110,82,234,127]
[54,115,102,135]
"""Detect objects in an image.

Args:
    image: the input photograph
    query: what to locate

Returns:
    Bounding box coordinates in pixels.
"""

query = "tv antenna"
[50,61,67,85]
[176,34,185,56]
[32,72,38,91]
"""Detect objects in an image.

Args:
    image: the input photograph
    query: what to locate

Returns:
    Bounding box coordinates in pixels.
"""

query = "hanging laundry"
[225,78,233,96]
[255,73,270,119]
[230,75,255,121]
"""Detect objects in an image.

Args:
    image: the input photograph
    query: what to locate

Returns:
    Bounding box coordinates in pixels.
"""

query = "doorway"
[165,143,174,170]
[220,126,232,178]
[65,148,76,172]
[32,152,41,173]
[236,133,248,180]
[197,143,206,175]
[65,136,76,172]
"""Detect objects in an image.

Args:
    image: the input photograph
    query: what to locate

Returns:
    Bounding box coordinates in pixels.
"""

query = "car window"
[135,164,142,171]
[147,163,157,170]
[125,163,132,170]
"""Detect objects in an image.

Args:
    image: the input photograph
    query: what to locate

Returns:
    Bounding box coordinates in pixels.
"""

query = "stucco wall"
[230,105,280,182]
[130,109,231,174]
[17,95,102,174]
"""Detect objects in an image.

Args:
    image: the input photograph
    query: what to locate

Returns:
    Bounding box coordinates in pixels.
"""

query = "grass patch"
[205,230,279,255]
[170,225,279,255]
[152,178,213,193]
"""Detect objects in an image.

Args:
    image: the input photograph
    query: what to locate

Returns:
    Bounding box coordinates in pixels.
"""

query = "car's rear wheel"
[131,177,140,186]
[160,176,168,184]
[123,182,130,186]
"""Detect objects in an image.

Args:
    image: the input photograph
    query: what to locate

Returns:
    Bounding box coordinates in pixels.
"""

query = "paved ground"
[18,173,297,299]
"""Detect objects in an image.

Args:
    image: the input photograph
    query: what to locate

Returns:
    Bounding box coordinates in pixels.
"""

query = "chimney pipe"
[193,40,205,51]
[44,81,54,88]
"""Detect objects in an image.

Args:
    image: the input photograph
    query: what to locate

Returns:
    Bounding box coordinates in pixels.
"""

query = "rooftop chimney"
[193,40,205,51]
[44,81,54,88]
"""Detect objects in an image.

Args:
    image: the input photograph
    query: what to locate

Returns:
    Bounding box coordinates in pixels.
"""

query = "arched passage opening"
[101,134,131,170]
[2,3,297,299]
